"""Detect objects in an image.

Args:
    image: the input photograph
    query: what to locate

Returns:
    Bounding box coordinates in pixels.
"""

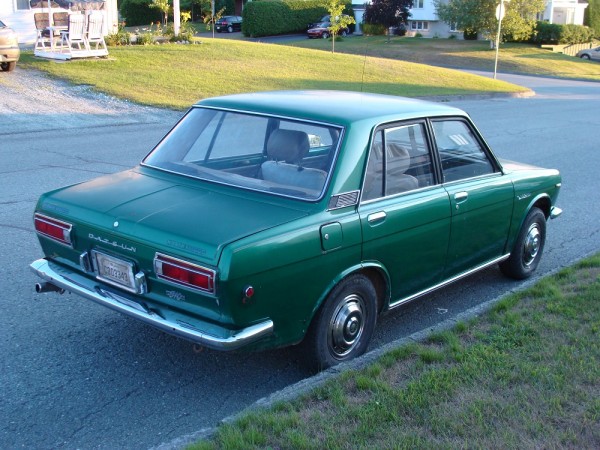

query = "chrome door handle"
[367,211,387,223]
[454,192,468,203]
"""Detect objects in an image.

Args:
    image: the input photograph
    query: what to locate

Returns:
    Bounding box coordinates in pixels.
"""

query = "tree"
[151,0,171,26]
[363,0,413,42]
[586,0,600,38]
[325,0,356,53]
[434,0,545,43]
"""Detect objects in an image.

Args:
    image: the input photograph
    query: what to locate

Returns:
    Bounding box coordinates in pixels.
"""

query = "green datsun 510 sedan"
[31,91,562,370]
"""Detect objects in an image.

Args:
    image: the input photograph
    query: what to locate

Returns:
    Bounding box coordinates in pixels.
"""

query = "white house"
[354,0,589,38]
[1,0,118,44]
[539,0,589,25]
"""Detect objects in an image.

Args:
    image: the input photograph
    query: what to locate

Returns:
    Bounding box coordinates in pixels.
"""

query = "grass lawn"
[292,37,600,82]
[19,39,525,110]
[190,254,600,449]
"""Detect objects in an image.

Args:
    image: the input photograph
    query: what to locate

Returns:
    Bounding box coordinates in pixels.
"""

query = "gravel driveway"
[0,66,181,135]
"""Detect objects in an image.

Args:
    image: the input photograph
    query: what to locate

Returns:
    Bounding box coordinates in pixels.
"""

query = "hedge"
[119,0,162,27]
[532,21,595,45]
[242,0,353,38]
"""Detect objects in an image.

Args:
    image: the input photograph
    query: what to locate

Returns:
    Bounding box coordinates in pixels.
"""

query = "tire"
[1,61,16,72]
[341,29,348,37]
[581,54,590,60]
[303,274,378,371]
[227,25,233,33]
[499,207,546,280]
[322,32,330,39]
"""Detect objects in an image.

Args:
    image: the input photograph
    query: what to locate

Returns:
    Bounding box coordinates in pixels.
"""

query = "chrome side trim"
[388,254,510,310]
[550,206,562,220]
[30,259,273,351]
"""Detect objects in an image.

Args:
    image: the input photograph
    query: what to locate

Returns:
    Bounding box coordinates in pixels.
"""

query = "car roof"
[196,90,466,127]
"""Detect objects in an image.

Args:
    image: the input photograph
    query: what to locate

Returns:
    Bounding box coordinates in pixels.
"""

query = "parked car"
[307,21,349,39]
[215,16,242,33]
[307,14,351,30]
[0,19,20,72]
[576,46,600,61]
[30,91,562,370]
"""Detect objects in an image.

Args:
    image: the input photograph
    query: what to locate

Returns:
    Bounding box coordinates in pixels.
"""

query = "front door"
[431,119,513,278]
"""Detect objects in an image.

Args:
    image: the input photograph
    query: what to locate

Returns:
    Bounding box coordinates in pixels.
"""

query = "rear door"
[359,121,451,304]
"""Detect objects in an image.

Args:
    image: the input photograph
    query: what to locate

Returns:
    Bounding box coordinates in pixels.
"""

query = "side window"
[432,120,496,183]
[362,123,435,201]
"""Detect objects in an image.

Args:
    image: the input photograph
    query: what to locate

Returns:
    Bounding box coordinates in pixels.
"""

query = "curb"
[152,252,596,450]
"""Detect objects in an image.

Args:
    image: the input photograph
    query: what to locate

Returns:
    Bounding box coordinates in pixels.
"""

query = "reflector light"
[154,253,215,293]
[34,213,73,247]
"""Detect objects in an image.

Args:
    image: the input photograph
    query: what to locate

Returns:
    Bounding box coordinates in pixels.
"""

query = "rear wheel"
[303,274,377,371]
[500,207,546,280]
[581,54,591,60]
[1,61,16,72]
[341,29,348,37]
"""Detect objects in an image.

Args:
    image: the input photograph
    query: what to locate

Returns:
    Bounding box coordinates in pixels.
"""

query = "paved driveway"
[1,67,599,450]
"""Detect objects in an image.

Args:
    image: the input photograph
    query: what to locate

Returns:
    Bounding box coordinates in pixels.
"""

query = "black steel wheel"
[303,274,378,371]
[0,61,16,72]
[500,207,546,280]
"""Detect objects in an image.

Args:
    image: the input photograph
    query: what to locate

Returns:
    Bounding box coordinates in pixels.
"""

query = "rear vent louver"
[328,191,360,210]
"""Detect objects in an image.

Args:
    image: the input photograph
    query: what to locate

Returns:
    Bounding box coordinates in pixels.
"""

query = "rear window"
[143,107,343,200]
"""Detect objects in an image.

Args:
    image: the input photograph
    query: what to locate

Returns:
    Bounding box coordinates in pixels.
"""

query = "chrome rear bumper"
[30,258,273,351]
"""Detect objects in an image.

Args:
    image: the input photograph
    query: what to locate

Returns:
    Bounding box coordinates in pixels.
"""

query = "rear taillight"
[154,253,215,293]
[34,213,73,247]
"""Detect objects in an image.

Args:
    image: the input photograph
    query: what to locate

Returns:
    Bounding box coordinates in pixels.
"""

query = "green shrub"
[361,23,386,35]
[106,23,131,46]
[242,0,353,38]
[533,21,594,44]
[119,0,162,27]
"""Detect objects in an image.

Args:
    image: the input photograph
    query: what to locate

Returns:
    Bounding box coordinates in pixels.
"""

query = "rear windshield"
[143,107,343,200]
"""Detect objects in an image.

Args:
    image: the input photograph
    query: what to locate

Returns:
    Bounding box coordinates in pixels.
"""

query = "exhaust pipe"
[35,282,65,295]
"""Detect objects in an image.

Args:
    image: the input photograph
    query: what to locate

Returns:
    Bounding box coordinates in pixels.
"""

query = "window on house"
[414,0,424,8]
[449,22,459,32]
[411,21,429,31]
[16,0,30,10]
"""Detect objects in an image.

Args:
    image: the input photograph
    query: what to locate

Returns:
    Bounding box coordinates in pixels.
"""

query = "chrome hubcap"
[328,294,365,358]
[523,223,541,267]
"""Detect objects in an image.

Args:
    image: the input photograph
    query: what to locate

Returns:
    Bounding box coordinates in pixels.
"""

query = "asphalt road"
[1,69,599,450]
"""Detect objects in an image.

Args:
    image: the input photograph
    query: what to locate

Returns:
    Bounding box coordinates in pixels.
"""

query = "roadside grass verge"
[190,254,600,449]
[18,39,524,109]
[292,37,600,81]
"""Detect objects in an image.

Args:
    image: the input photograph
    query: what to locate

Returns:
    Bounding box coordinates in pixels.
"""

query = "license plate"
[93,251,136,292]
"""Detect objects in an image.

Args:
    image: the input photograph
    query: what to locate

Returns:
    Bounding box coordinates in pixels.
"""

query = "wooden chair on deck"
[60,14,86,52]
[85,12,108,54]
[34,13,51,50]
[52,12,69,30]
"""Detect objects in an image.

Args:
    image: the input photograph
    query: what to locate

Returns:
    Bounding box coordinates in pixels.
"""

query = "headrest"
[387,142,411,174]
[266,129,310,164]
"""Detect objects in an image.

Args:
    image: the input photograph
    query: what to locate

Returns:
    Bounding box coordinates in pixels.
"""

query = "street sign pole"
[494,0,506,80]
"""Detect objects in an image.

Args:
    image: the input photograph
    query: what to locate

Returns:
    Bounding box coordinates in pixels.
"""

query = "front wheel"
[1,61,16,72]
[303,274,378,371]
[322,32,330,39]
[581,54,591,60]
[500,207,546,280]
[227,25,233,33]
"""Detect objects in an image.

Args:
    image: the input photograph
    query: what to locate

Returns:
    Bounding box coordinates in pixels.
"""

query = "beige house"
[1,0,118,44]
